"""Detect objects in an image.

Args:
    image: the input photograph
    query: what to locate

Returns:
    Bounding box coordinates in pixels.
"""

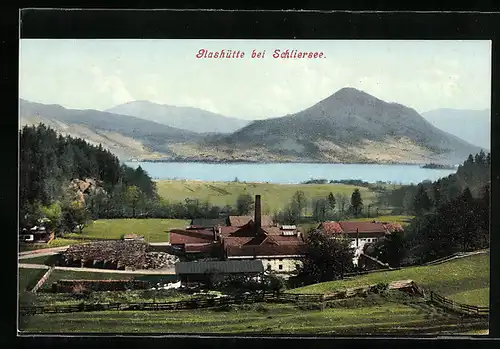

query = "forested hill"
[19,123,157,229]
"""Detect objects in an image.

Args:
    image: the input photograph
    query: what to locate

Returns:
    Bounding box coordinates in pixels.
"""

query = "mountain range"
[420,108,490,150]
[19,88,486,164]
[105,100,250,134]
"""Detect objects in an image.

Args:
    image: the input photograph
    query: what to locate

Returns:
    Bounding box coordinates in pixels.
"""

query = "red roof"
[184,244,216,253]
[268,235,304,245]
[226,244,306,257]
[227,215,274,227]
[169,229,214,245]
[319,221,343,234]
[382,223,404,233]
[338,221,387,234]
[222,236,255,247]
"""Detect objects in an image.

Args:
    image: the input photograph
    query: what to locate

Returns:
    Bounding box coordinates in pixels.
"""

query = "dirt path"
[18,263,175,275]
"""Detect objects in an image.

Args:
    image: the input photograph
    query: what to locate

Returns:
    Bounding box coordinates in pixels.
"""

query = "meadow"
[155,180,379,214]
[18,300,487,335]
[64,218,188,243]
[288,254,490,307]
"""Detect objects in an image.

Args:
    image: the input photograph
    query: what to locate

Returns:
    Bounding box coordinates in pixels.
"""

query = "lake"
[124,162,457,185]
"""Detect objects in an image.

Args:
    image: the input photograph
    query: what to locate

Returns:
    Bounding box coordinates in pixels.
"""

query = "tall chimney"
[254,195,262,234]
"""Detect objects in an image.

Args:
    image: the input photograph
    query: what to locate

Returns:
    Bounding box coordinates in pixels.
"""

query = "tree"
[236,193,254,215]
[413,185,433,215]
[327,192,336,213]
[312,198,328,222]
[39,202,63,232]
[350,189,363,217]
[297,230,354,284]
[291,190,307,219]
[371,231,406,267]
[62,201,90,234]
[335,193,349,216]
[125,186,142,218]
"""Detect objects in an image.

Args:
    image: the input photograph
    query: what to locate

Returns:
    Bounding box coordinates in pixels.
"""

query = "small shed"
[123,234,144,241]
[175,260,265,285]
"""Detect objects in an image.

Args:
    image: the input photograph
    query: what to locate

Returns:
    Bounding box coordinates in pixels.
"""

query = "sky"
[19,39,491,120]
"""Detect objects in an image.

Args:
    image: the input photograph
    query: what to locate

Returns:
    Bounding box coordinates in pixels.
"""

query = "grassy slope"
[348,215,415,226]
[156,180,378,214]
[289,254,490,306]
[19,238,88,252]
[19,302,459,335]
[64,219,188,243]
[19,268,47,291]
[20,254,60,266]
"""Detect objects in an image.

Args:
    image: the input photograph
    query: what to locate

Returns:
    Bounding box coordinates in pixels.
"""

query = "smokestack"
[255,195,262,234]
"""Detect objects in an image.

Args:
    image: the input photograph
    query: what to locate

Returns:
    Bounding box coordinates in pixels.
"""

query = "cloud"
[90,65,134,106]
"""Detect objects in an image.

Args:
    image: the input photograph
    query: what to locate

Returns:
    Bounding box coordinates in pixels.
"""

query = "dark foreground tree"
[350,189,363,217]
[370,231,406,267]
[297,230,354,285]
[236,193,254,215]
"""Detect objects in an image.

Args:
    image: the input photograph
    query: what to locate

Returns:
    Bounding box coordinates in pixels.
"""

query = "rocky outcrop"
[66,178,107,205]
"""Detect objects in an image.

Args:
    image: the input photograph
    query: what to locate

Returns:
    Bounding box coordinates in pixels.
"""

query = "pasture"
[288,254,490,307]
[155,180,379,214]
[64,218,188,243]
[18,300,487,335]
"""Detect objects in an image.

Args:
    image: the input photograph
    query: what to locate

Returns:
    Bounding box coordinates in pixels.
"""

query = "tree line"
[19,124,158,233]
[291,151,490,286]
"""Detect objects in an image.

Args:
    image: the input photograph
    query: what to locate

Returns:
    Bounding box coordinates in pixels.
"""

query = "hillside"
[421,108,490,150]
[155,180,378,214]
[289,253,490,306]
[175,88,482,165]
[106,100,250,134]
[19,99,203,160]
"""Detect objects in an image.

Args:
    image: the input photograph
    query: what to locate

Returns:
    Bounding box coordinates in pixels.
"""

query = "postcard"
[18,24,491,337]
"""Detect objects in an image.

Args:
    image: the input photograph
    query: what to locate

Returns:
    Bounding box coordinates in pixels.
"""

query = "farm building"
[19,226,54,243]
[218,195,306,275]
[317,220,404,267]
[169,227,219,257]
[175,259,265,286]
[122,233,145,241]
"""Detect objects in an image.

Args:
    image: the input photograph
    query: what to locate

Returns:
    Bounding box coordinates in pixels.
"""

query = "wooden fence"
[31,267,55,294]
[429,291,489,317]
[19,291,325,316]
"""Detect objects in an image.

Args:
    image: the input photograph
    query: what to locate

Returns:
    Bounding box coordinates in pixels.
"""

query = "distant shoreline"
[125,159,429,166]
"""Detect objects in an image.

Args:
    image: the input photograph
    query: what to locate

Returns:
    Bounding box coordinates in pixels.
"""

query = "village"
[19,195,406,292]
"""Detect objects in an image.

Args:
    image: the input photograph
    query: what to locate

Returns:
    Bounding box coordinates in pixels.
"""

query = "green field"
[19,254,60,266]
[19,268,47,292]
[288,254,490,307]
[19,238,88,252]
[63,219,188,243]
[348,215,415,226]
[18,300,487,335]
[156,180,378,214]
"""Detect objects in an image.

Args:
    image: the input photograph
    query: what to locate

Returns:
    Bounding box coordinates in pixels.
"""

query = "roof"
[338,221,387,234]
[318,221,343,234]
[382,222,404,233]
[184,244,217,254]
[227,215,274,227]
[169,229,214,245]
[175,260,265,274]
[226,244,306,257]
[190,218,227,228]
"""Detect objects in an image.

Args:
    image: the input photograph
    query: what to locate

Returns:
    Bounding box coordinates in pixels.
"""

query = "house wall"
[246,257,302,273]
[348,237,380,249]
[261,257,302,273]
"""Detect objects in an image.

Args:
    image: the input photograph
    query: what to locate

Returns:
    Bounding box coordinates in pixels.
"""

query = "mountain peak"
[323,87,381,105]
